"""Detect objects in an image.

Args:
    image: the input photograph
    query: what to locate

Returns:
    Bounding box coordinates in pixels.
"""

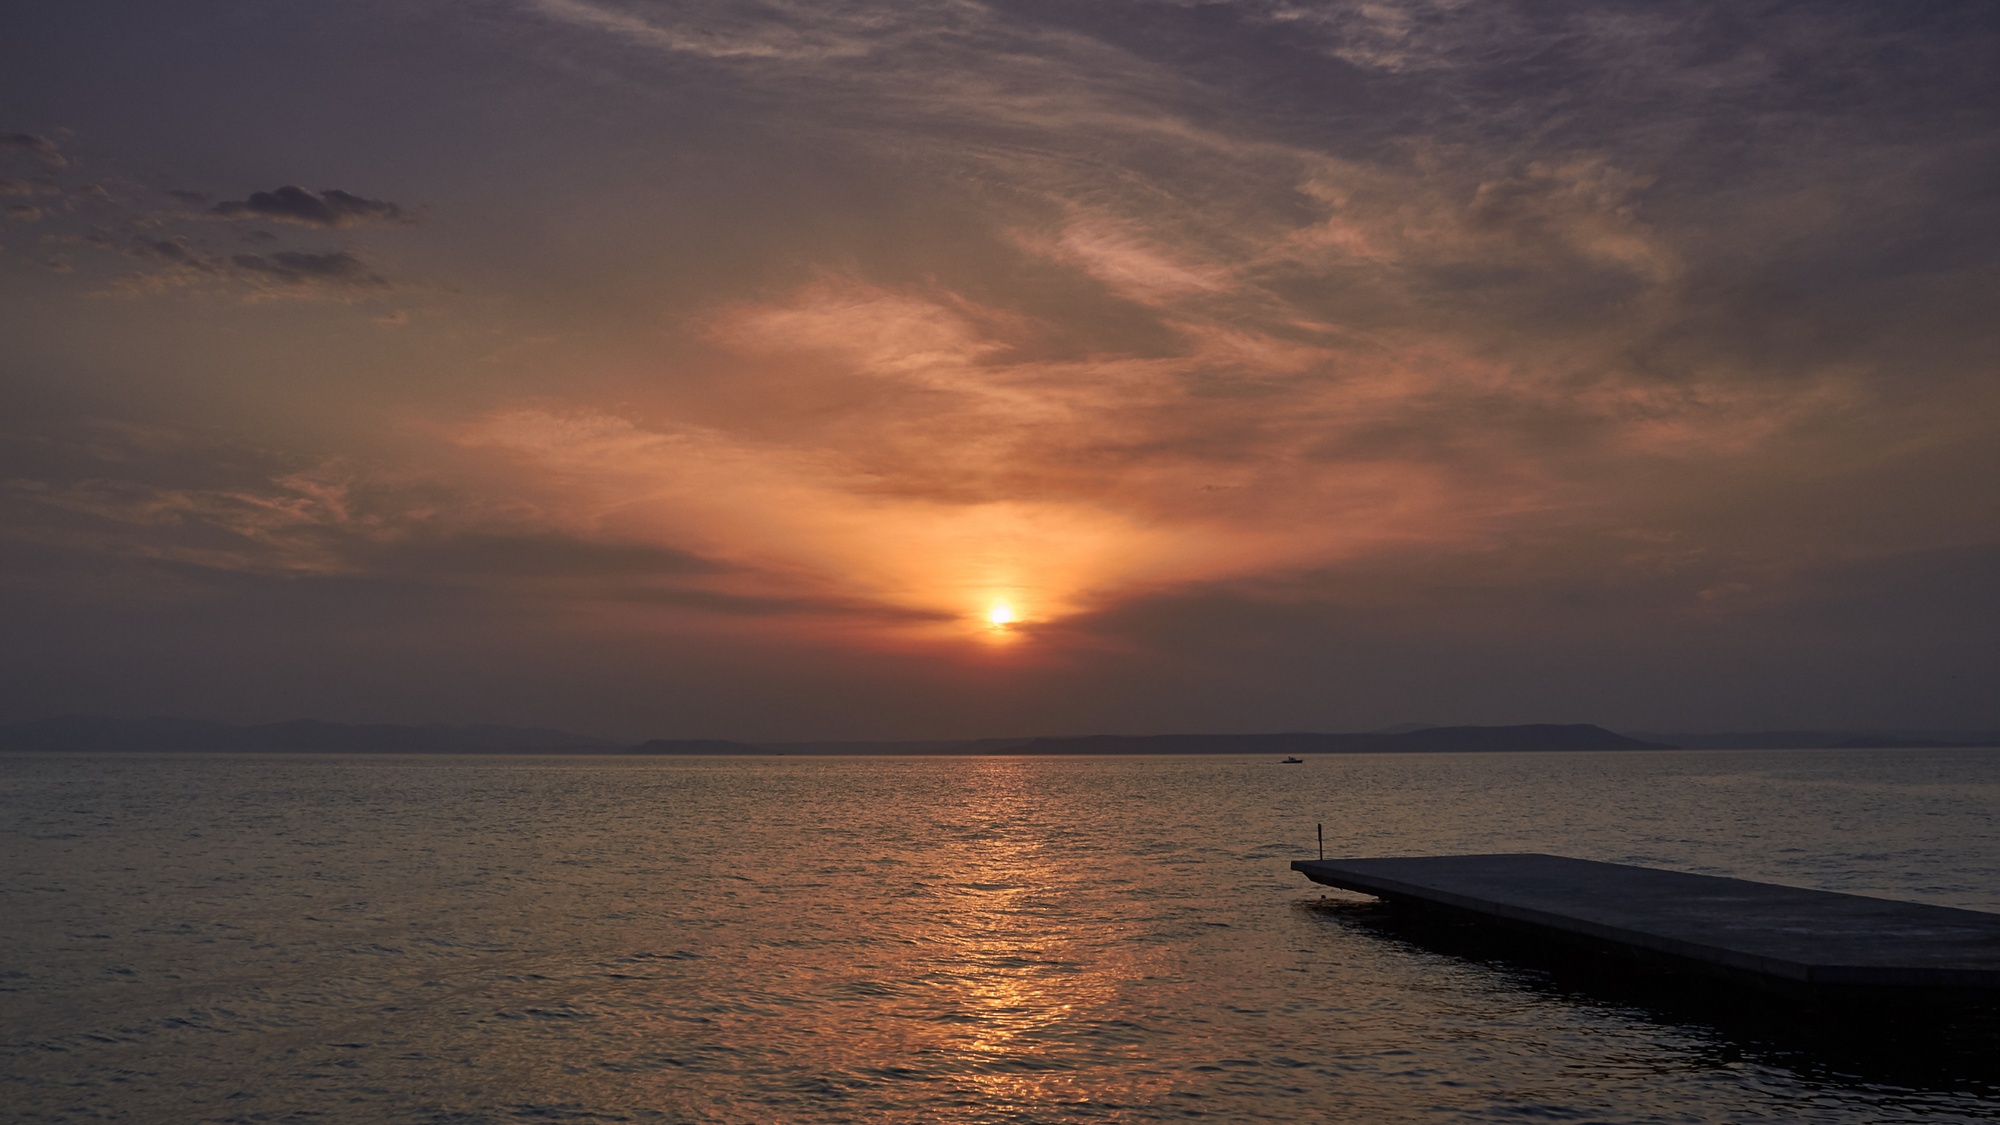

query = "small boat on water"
[1280,756,1304,764]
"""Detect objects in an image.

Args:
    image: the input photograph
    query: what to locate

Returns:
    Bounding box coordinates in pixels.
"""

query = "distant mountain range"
[3,717,1996,755]
[1010,724,1676,754]
[1627,730,2000,749]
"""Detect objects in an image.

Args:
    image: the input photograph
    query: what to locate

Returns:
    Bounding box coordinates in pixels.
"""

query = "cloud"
[97,235,394,297]
[370,532,727,579]
[211,185,408,227]
[4,205,43,223]
[126,234,217,270]
[3,465,363,577]
[440,275,1602,636]
[230,250,389,288]
[530,0,893,61]
[0,426,580,579]
[612,585,955,621]
[1039,221,1232,303]
[0,424,916,637]
[0,133,66,168]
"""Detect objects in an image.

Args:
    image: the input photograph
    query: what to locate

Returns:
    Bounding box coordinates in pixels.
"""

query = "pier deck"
[1292,853,2000,1000]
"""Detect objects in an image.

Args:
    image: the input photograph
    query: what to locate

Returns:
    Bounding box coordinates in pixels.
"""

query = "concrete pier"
[1293,853,2000,1001]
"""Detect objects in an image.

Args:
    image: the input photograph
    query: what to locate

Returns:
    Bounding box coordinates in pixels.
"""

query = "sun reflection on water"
[902,758,1183,1109]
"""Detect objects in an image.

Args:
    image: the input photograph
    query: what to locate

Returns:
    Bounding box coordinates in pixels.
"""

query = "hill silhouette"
[1011,724,1675,754]
[629,739,765,755]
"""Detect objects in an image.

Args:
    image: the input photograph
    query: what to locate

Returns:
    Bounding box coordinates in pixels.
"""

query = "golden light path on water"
[909,758,1181,1111]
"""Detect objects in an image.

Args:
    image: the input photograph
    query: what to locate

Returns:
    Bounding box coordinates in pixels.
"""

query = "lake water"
[4,748,1999,1124]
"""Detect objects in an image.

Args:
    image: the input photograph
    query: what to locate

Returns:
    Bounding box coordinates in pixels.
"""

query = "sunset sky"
[3,1,1996,740]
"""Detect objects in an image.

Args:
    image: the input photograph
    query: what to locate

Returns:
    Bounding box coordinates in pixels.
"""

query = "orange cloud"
[440,278,1596,645]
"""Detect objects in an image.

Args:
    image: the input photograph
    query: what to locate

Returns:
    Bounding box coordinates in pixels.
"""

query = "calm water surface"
[4,749,1999,1123]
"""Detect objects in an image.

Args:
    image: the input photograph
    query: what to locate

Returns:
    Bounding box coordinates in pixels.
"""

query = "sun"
[986,602,1016,627]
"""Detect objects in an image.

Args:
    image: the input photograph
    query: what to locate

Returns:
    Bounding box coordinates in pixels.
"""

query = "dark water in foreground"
[4,749,1999,1124]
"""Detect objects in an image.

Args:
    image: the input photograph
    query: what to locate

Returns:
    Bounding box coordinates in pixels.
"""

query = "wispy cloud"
[0,133,66,168]
[210,185,412,228]
[530,0,923,61]
[91,235,395,298]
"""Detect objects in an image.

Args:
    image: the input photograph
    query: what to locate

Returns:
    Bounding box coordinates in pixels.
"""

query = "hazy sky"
[3,1,1996,740]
